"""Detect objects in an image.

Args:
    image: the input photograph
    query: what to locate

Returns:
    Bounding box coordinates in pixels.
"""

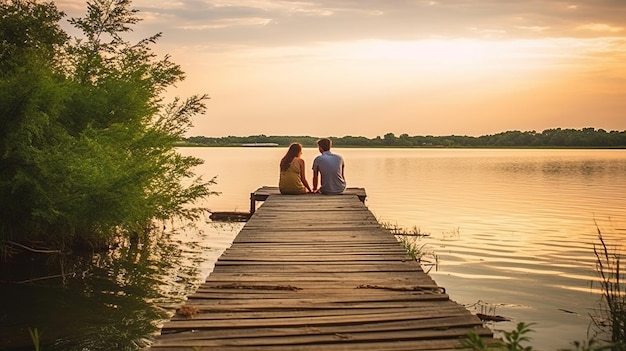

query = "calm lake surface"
[1,147,625,350]
[188,147,626,350]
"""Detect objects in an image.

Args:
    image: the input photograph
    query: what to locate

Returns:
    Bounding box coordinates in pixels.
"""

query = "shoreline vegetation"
[388,222,626,351]
[181,128,626,149]
[1,0,213,255]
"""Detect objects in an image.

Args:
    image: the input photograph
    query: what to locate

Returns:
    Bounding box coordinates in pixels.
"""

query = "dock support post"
[249,192,256,215]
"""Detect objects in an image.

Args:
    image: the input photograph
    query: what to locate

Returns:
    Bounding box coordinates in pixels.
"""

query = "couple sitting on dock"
[279,138,346,195]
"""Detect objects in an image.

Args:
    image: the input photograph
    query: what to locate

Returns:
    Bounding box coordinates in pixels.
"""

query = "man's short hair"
[317,138,332,152]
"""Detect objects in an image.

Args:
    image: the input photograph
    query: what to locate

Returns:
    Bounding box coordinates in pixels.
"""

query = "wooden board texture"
[146,193,497,350]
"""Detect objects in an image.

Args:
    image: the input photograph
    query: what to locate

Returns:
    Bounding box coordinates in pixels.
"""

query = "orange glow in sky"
[57,0,626,137]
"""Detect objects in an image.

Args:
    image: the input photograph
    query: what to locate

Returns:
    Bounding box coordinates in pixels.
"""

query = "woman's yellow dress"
[279,159,306,194]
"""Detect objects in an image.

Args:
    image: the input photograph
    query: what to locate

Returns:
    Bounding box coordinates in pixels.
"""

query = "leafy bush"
[0,0,215,252]
[463,322,534,351]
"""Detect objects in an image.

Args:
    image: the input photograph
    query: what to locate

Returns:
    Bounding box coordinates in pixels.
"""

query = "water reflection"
[0,222,240,351]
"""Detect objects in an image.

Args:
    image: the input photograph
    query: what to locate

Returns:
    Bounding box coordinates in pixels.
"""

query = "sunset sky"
[57,0,626,138]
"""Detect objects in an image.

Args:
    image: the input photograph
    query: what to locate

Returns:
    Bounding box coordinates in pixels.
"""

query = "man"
[312,138,346,194]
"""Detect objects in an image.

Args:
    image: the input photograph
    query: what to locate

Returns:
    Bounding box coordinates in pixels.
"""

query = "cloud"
[516,26,551,33]
[577,23,624,33]
[146,1,623,42]
[179,17,273,30]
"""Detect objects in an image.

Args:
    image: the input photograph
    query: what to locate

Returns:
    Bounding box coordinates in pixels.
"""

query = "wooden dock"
[147,188,496,350]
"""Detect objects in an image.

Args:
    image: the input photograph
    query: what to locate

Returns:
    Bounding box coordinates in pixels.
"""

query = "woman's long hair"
[280,143,302,172]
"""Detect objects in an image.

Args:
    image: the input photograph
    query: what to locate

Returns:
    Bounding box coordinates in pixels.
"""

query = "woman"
[279,142,312,194]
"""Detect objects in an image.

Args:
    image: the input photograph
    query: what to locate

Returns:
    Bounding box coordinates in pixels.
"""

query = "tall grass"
[592,227,626,347]
[29,328,41,351]
[396,234,427,261]
[380,221,438,271]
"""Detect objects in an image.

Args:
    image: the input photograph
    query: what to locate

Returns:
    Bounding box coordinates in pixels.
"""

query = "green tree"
[0,0,214,252]
[383,132,396,146]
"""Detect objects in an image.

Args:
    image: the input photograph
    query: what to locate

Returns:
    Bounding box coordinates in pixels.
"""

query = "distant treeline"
[184,128,626,148]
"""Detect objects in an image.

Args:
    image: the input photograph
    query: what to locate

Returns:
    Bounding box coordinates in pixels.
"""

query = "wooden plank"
[151,328,491,348]
[145,189,496,350]
[189,292,448,302]
[166,305,470,319]
[252,186,367,201]
[163,309,477,329]
[148,339,488,351]
[248,186,367,214]
[210,264,424,273]
[186,289,452,301]
[149,339,492,351]
[158,316,482,341]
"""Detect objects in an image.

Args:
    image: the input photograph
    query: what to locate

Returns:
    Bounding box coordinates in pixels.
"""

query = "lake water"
[187,147,626,350]
[1,147,625,350]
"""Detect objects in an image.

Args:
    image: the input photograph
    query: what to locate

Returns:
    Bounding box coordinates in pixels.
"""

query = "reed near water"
[592,227,626,346]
